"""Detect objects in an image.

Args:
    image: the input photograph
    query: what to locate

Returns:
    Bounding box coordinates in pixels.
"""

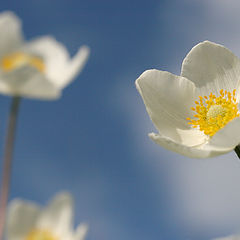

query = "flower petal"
[208,117,240,149]
[6,199,40,239]
[176,128,207,147]
[25,36,70,85]
[60,45,90,88]
[149,132,232,158]
[136,69,197,143]
[26,37,89,88]
[0,11,23,57]
[74,223,88,240]
[0,66,60,99]
[213,235,240,240]
[181,41,240,98]
[36,192,73,237]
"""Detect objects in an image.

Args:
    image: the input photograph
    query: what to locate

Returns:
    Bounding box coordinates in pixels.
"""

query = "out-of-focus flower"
[136,41,240,158]
[213,234,240,240]
[0,11,89,100]
[6,192,88,240]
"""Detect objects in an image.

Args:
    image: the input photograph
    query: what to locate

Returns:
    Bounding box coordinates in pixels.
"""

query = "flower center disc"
[206,105,227,120]
[0,52,45,73]
[25,229,57,240]
[187,89,239,136]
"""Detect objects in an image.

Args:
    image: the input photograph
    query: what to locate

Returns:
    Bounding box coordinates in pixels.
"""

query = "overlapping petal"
[181,41,240,98]
[0,11,23,56]
[25,37,90,89]
[149,132,232,158]
[59,46,90,88]
[36,192,73,236]
[25,36,70,86]
[6,199,40,239]
[208,118,240,149]
[0,66,60,99]
[136,69,204,144]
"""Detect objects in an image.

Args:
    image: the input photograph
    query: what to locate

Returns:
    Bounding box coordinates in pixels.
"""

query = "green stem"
[0,97,21,240]
[234,145,240,159]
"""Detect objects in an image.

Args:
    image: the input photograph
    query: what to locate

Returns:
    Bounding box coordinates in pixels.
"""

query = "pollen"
[187,89,239,137]
[0,52,45,73]
[25,229,57,240]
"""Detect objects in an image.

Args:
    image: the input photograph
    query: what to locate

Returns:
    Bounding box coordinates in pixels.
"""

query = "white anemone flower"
[0,11,89,100]
[136,41,240,158]
[6,192,88,240]
[213,234,240,240]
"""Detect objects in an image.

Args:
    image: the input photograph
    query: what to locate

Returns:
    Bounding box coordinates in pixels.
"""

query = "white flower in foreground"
[6,192,88,240]
[136,41,240,158]
[0,11,89,100]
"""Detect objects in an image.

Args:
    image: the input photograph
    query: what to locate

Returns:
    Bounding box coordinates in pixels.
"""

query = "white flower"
[213,234,240,240]
[0,11,89,100]
[136,41,240,158]
[6,192,88,240]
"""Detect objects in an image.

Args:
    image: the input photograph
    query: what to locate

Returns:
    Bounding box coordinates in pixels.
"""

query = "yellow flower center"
[25,229,57,240]
[0,52,45,73]
[187,89,239,136]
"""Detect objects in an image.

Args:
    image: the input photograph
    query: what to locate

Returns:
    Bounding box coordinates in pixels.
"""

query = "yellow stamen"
[0,52,45,73]
[187,89,239,137]
[25,229,57,240]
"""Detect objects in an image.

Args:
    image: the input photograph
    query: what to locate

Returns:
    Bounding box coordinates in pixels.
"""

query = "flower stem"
[234,145,240,159]
[0,96,21,240]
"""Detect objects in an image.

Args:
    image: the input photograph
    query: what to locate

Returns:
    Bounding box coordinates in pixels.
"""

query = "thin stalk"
[234,145,240,159]
[0,97,21,240]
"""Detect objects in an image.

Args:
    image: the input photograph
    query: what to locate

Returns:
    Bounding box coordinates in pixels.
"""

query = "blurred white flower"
[136,41,240,158]
[0,11,89,100]
[6,192,88,240]
[213,234,240,240]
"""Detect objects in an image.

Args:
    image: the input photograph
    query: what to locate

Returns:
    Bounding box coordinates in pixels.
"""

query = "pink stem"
[0,97,21,240]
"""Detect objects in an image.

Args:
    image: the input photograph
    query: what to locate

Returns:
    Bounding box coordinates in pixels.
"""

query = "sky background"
[1,0,240,239]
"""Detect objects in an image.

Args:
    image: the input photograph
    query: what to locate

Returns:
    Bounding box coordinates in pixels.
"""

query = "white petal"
[176,128,207,147]
[0,66,60,99]
[149,132,232,158]
[59,45,90,88]
[6,199,40,239]
[213,235,240,240]
[25,36,70,86]
[26,37,89,89]
[0,11,23,56]
[136,69,198,143]
[36,192,73,237]
[74,223,88,240]
[208,117,240,149]
[181,41,240,98]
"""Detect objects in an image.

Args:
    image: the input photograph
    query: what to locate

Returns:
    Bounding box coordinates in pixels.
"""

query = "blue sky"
[1,0,240,239]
